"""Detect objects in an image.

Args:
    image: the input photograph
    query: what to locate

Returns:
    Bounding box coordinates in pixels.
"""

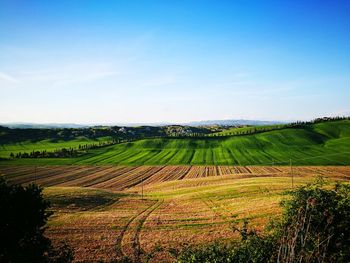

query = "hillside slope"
[1,120,349,166]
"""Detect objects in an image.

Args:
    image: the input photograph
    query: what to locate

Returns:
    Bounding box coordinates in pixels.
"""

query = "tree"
[0,178,74,262]
[0,178,52,262]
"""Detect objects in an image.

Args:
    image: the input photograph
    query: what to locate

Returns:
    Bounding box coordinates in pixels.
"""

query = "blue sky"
[1,0,350,124]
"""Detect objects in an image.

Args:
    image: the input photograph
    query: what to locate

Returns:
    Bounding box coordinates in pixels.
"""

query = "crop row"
[1,165,349,191]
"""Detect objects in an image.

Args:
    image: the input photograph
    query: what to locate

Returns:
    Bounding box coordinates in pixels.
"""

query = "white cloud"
[0,72,19,83]
[14,63,120,88]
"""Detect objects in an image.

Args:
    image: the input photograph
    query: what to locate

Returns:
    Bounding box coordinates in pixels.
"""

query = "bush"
[277,180,350,262]
[0,177,52,262]
[177,179,350,263]
[0,178,74,263]
[177,220,276,263]
[46,241,74,263]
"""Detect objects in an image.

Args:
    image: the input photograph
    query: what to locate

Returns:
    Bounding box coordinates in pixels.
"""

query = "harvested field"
[2,165,350,262]
[1,165,349,190]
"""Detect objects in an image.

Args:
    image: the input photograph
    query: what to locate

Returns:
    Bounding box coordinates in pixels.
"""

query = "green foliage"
[177,180,350,262]
[177,225,276,263]
[0,126,116,144]
[277,180,350,262]
[0,178,74,263]
[211,124,289,137]
[177,242,236,263]
[46,241,74,263]
[0,177,52,262]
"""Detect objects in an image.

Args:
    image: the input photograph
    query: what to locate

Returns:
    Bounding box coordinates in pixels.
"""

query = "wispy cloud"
[0,72,19,83]
[15,63,120,88]
[52,70,120,87]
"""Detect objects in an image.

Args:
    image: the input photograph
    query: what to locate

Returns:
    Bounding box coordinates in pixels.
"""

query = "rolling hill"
[1,119,349,166]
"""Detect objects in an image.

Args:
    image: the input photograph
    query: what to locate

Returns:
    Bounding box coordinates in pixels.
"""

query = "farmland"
[1,165,349,262]
[0,124,214,159]
[2,165,350,190]
[3,0,350,261]
[1,119,350,261]
[0,136,113,158]
[2,120,350,165]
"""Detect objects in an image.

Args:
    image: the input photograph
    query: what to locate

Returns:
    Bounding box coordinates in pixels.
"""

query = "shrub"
[177,179,350,263]
[177,220,276,263]
[46,241,75,263]
[0,178,74,263]
[0,177,52,262]
[277,180,350,262]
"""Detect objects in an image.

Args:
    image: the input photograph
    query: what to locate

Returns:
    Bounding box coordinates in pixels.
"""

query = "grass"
[21,166,350,262]
[2,120,349,166]
[0,136,112,158]
[41,175,308,261]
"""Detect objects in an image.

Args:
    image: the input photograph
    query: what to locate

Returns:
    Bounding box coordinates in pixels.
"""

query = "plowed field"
[2,165,349,262]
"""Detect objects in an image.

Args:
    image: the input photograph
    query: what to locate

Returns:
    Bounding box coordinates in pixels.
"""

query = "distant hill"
[187,119,287,126]
[1,119,349,165]
[0,119,287,129]
[0,123,90,129]
[0,124,213,146]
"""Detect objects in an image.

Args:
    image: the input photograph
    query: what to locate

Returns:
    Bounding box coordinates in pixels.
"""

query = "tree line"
[7,116,350,159]
[9,139,128,159]
[201,116,350,138]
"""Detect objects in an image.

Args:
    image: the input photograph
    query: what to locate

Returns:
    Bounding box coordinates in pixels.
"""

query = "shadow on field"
[45,189,128,212]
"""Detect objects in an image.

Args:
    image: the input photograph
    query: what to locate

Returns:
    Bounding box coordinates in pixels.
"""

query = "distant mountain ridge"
[0,119,287,129]
[0,123,89,129]
[186,119,287,126]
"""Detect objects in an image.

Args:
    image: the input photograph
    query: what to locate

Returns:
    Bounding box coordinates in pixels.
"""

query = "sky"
[0,0,350,124]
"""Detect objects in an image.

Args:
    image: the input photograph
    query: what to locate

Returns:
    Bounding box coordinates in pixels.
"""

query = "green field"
[0,136,112,158]
[1,120,350,166]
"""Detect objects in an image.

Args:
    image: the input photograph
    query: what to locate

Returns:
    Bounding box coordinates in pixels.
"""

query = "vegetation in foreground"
[2,167,349,262]
[0,178,73,262]
[177,179,350,263]
[35,169,348,262]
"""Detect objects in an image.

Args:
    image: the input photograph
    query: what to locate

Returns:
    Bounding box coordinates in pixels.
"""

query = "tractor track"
[115,201,154,259]
[132,199,164,262]
[116,198,164,262]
